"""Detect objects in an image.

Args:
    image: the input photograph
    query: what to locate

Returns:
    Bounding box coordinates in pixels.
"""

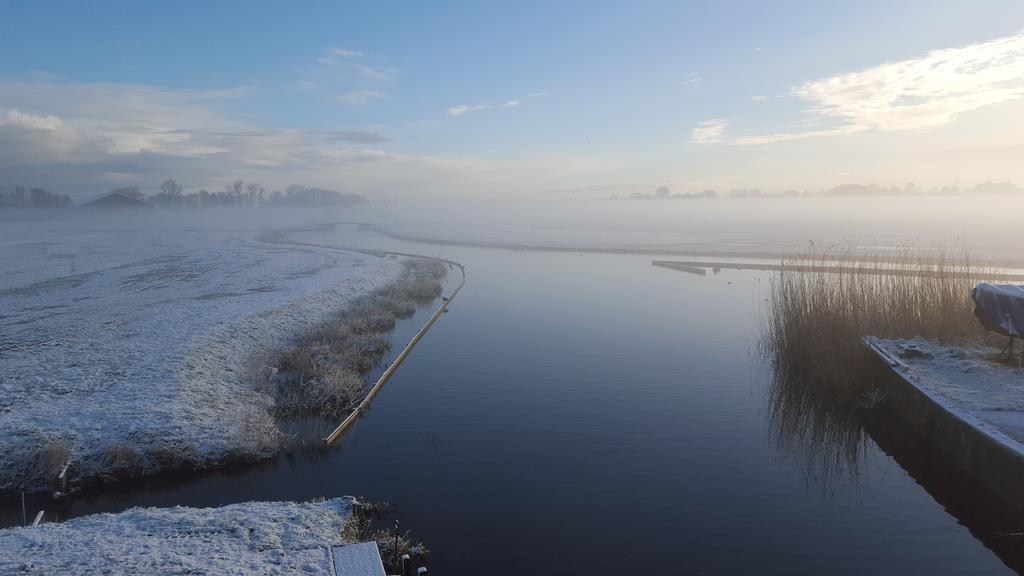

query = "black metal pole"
[394,520,400,569]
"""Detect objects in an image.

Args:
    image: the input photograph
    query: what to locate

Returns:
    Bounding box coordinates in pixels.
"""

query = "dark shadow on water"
[866,406,1024,574]
[767,346,1024,573]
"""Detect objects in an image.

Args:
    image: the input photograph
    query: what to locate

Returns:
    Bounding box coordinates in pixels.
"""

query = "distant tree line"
[613,180,1024,201]
[0,186,72,208]
[145,179,364,208]
[0,180,364,209]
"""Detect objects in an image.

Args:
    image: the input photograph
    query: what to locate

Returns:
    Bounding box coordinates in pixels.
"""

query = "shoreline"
[361,223,1024,269]
[0,225,461,501]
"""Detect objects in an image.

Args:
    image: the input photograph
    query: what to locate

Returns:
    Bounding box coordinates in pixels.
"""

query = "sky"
[0,0,1022,199]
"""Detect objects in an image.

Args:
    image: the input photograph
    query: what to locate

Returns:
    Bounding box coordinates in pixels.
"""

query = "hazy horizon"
[1,1,1023,200]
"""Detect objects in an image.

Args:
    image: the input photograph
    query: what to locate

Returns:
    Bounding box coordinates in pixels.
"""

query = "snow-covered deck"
[867,337,1024,510]
[0,498,360,575]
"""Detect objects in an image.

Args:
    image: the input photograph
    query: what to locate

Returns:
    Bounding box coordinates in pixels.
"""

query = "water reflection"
[765,332,1024,572]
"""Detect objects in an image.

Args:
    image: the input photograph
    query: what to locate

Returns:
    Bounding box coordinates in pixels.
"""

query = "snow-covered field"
[0,497,355,575]
[0,214,403,491]
[870,338,1024,446]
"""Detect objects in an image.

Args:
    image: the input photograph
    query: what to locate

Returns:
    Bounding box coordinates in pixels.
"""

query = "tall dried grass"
[258,258,447,422]
[32,435,71,481]
[761,247,991,485]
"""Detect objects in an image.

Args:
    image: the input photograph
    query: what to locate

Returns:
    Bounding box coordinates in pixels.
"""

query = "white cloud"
[4,109,64,131]
[748,95,768,102]
[448,104,483,116]
[733,124,869,146]
[736,31,1024,145]
[681,73,702,86]
[327,47,363,58]
[691,119,729,144]
[448,92,544,116]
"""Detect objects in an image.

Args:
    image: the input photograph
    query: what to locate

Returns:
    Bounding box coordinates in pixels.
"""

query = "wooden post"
[32,510,44,526]
[57,461,71,494]
[21,491,26,526]
[401,554,412,576]
[393,521,400,569]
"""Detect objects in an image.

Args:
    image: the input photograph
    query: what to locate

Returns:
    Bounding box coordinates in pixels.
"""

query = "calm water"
[12,224,1024,574]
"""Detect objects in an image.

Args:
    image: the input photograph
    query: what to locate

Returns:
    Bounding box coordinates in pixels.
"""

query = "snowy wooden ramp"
[332,542,386,576]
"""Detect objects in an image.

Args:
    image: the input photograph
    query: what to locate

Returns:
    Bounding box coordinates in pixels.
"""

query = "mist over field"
[3,2,1024,575]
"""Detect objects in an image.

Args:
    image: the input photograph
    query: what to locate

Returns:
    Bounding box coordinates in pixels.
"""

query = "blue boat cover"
[972,283,1024,337]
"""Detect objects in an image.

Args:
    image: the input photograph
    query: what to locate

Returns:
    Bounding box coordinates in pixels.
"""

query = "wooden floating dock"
[867,338,1024,514]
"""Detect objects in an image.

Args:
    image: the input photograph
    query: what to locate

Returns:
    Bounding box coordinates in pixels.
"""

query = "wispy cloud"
[681,73,702,86]
[733,31,1024,145]
[316,47,365,65]
[448,104,487,116]
[327,47,364,58]
[303,47,396,104]
[691,119,729,144]
[447,92,545,116]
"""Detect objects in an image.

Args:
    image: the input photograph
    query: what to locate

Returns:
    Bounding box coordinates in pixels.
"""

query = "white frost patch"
[0,218,403,490]
[0,497,354,575]
[869,337,1024,447]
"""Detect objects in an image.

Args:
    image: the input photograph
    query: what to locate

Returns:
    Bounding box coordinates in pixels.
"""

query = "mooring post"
[401,554,412,576]
[57,461,71,495]
[393,520,401,569]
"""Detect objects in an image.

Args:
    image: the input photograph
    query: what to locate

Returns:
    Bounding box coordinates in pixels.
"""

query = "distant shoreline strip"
[651,259,1024,281]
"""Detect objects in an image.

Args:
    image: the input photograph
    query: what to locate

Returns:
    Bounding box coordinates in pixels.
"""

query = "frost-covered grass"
[269,259,447,419]
[0,497,356,575]
[0,215,404,491]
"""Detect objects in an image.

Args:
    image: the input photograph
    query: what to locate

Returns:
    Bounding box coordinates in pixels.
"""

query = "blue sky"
[1,1,1022,198]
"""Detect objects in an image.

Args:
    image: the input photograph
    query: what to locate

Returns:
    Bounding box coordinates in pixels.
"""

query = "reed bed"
[760,247,992,484]
[261,258,447,422]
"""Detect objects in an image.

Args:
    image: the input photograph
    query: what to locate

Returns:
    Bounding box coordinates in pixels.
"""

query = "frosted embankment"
[0,222,403,491]
[0,497,355,574]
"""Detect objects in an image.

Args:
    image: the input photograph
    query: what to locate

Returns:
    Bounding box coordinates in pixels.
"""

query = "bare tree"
[246,182,264,205]
[160,178,183,197]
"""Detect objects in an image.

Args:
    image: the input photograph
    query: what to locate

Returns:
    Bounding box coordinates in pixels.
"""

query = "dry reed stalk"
[760,246,995,485]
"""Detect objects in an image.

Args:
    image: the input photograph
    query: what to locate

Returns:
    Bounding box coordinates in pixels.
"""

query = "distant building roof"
[79,192,155,209]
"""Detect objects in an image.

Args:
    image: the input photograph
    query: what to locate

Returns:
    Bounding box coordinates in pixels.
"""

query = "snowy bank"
[867,337,1024,511]
[0,217,404,491]
[0,497,355,575]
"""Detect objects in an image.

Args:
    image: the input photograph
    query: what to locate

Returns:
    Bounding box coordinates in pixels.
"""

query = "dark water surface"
[26,231,1024,574]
